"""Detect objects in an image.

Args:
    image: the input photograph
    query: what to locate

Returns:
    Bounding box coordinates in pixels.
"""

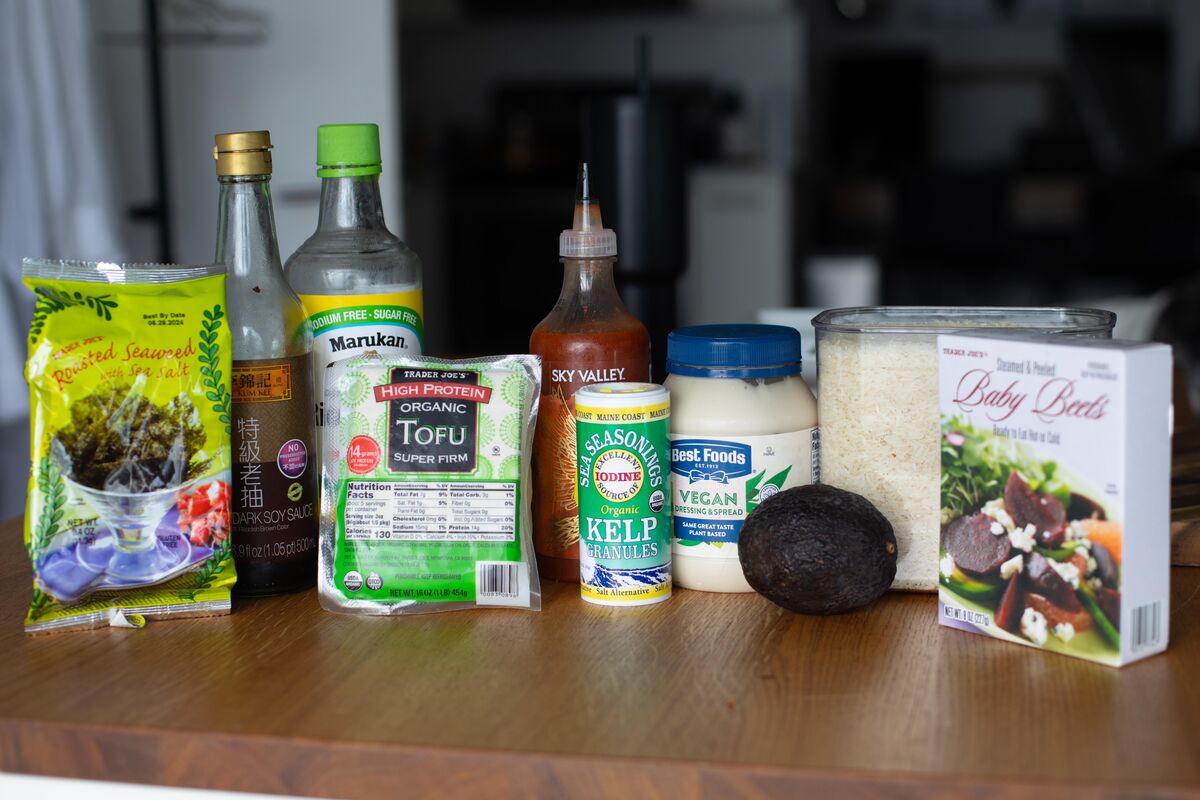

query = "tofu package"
[937,333,1171,666]
[318,352,543,615]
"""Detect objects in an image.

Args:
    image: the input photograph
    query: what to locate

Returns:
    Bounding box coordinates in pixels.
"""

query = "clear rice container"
[811,307,1116,592]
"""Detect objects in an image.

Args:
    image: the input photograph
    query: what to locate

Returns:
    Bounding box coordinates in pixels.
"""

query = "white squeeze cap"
[559,162,618,258]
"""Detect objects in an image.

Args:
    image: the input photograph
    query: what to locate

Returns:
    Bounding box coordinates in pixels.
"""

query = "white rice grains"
[817,332,940,591]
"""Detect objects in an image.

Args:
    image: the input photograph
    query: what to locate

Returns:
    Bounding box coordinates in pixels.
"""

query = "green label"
[334,478,522,602]
[329,360,533,606]
[576,399,672,605]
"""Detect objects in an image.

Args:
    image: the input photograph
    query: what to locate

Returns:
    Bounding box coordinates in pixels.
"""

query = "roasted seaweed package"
[23,260,235,633]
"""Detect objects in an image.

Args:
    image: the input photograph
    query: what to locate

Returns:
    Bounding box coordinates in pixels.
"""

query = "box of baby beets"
[936,333,1172,666]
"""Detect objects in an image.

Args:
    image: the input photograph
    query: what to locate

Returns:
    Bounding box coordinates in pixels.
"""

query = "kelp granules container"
[575,383,672,606]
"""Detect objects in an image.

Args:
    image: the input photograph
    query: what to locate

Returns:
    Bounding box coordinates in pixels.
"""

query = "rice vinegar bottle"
[214,131,319,595]
[284,123,424,426]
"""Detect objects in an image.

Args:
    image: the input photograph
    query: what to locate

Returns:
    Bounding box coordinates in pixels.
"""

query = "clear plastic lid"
[559,162,618,258]
[811,306,1116,336]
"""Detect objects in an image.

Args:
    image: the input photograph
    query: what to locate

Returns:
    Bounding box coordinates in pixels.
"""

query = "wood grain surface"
[0,517,1198,799]
[1172,429,1200,565]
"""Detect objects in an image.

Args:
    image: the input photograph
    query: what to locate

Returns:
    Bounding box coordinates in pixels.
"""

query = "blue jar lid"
[666,324,802,378]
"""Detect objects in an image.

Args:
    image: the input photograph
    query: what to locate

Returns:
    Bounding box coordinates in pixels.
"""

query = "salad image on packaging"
[936,333,1171,666]
[939,420,1120,652]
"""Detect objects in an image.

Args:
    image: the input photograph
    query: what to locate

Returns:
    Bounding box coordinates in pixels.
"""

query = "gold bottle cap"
[214,130,273,176]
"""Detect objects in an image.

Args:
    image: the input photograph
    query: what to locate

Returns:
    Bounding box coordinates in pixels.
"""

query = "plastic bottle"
[284,123,424,426]
[529,163,651,582]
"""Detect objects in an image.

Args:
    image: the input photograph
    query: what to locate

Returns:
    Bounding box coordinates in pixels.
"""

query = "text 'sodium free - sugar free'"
[575,382,672,606]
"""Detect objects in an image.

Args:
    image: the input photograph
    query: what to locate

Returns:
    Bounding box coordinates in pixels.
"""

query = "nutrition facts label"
[342,481,517,542]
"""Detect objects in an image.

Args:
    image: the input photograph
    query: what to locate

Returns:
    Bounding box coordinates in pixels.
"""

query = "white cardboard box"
[937,334,1171,666]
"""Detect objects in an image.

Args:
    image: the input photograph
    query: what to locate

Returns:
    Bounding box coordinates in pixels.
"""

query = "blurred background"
[3,0,1200,516]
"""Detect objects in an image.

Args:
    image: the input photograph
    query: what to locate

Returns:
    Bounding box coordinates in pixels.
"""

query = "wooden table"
[0,518,1197,799]
[1171,430,1200,565]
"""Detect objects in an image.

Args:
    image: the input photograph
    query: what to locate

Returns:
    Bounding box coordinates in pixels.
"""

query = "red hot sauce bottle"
[530,164,651,582]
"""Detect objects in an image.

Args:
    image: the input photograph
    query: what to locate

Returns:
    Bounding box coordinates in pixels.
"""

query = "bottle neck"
[316,175,386,232]
[559,257,622,304]
[215,175,283,277]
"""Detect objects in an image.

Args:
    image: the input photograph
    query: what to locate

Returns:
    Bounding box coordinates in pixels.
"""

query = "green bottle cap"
[316,123,382,177]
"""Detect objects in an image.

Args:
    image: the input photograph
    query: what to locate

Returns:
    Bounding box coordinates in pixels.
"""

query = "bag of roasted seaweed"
[22,259,235,632]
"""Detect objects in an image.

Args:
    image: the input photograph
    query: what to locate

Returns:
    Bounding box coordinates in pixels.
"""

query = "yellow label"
[296,290,425,369]
[296,290,425,416]
[592,383,657,394]
[296,290,424,319]
[575,401,670,423]
[581,581,672,602]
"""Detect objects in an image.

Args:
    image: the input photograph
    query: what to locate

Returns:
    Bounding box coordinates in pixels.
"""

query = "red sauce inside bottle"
[530,270,649,582]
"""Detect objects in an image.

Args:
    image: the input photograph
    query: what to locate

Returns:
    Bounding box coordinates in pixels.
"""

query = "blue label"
[670,439,752,484]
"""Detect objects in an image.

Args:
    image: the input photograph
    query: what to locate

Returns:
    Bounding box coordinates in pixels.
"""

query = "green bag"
[23,259,235,632]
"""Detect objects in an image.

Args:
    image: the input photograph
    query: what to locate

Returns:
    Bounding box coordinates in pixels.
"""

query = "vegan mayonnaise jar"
[664,325,818,592]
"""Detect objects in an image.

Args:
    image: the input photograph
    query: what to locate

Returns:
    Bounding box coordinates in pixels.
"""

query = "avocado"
[738,484,897,615]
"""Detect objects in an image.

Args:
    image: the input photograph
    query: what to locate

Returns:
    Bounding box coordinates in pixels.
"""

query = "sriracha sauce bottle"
[530,163,651,582]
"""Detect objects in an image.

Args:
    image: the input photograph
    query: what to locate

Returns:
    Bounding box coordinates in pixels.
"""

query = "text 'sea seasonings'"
[318,352,542,614]
[575,383,672,606]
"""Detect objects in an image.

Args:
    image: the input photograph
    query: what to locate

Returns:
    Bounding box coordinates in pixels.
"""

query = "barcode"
[1131,601,1163,653]
[477,562,519,597]
[810,428,821,484]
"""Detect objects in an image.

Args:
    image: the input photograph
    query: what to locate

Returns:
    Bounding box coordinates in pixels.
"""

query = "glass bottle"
[214,130,318,595]
[284,123,423,427]
[529,163,651,582]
